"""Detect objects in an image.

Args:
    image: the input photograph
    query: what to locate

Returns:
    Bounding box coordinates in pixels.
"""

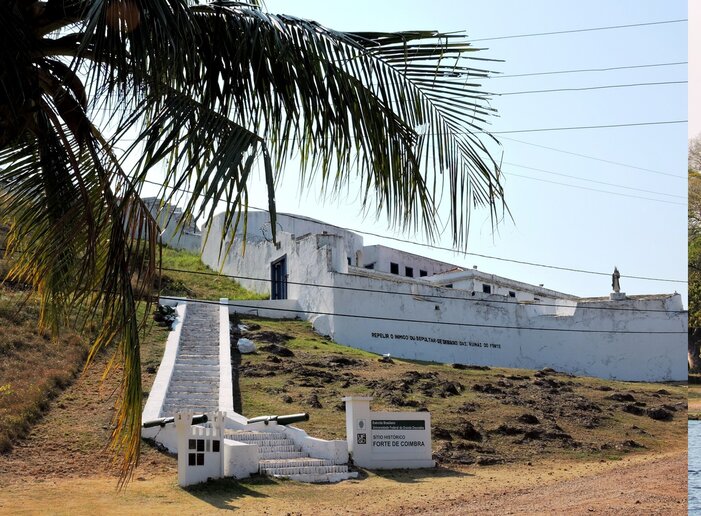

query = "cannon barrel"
[247,413,309,426]
[142,413,208,428]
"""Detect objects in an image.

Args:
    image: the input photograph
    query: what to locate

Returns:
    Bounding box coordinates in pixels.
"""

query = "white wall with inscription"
[203,212,687,382]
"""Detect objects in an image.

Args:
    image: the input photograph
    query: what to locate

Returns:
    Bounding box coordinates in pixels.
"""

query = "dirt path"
[0,449,685,515]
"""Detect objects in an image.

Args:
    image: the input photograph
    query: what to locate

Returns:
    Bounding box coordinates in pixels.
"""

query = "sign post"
[342,396,434,469]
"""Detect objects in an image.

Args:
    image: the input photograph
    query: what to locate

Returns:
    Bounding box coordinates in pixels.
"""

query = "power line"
[158,266,686,314]
[487,120,686,135]
[491,61,687,79]
[499,136,685,179]
[503,162,685,199]
[134,178,686,284]
[112,119,688,139]
[160,296,687,335]
[498,80,686,97]
[469,18,687,43]
[1,245,683,311]
[502,171,686,206]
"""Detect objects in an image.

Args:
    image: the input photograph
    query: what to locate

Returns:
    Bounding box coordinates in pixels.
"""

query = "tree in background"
[0,1,504,481]
[689,136,701,371]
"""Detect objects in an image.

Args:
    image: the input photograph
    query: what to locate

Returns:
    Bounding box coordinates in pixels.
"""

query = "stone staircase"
[226,430,357,483]
[161,303,220,416]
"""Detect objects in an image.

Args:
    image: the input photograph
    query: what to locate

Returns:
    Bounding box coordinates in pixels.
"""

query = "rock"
[623,440,645,448]
[248,331,293,344]
[518,413,540,425]
[433,427,453,441]
[145,365,157,374]
[267,355,282,363]
[378,356,394,364]
[472,383,504,395]
[647,407,673,421]
[623,404,645,416]
[452,363,490,370]
[259,343,294,357]
[328,357,362,367]
[457,421,483,442]
[656,389,670,395]
[493,424,524,436]
[522,429,543,440]
[281,395,293,404]
[237,338,256,354]
[306,393,322,409]
[596,386,613,392]
[477,456,504,466]
[439,382,463,397]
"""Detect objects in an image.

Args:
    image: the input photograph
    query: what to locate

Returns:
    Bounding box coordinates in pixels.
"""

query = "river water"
[691,422,701,512]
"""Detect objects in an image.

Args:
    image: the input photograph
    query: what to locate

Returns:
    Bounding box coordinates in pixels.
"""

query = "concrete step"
[260,464,350,476]
[259,458,335,468]
[257,445,299,453]
[270,471,359,483]
[167,385,217,394]
[259,451,308,460]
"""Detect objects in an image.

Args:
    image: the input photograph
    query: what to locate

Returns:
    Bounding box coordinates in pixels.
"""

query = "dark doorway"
[271,255,288,300]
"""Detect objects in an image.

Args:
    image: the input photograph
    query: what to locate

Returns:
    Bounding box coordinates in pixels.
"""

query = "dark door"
[271,255,288,300]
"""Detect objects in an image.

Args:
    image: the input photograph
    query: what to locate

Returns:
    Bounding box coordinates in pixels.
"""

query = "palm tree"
[0,0,505,482]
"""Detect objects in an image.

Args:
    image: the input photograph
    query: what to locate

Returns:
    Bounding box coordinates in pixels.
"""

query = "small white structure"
[144,197,202,252]
[344,396,434,469]
[199,210,687,382]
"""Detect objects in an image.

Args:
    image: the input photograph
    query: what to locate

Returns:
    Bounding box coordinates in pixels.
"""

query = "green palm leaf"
[0,0,504,483]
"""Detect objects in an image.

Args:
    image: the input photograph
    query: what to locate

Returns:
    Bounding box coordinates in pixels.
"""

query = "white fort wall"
[324,270,686,382]
[202,212,687,382]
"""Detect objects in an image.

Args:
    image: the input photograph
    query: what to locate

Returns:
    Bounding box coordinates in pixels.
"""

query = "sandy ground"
[0,448,685,515]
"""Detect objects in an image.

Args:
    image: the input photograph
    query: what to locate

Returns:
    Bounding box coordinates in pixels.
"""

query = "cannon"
[246,413,309,426]
[142,413,208,428]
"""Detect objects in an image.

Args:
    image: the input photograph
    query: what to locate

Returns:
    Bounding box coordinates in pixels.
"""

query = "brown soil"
[0,314,687,514]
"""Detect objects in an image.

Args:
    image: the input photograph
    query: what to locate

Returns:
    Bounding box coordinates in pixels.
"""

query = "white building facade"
[199,211,687,382]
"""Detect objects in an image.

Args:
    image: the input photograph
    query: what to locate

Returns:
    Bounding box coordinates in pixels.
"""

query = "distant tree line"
[689,136,701,372]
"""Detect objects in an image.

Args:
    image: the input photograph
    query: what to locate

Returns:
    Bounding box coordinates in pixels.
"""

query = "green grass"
[236,316,687,466]
[157,246,266,301]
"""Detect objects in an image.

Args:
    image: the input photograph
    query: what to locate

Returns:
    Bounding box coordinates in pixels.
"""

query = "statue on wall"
[611,267,621,293]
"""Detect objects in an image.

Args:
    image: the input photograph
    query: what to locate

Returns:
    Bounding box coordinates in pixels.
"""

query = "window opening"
[390,262,399,274]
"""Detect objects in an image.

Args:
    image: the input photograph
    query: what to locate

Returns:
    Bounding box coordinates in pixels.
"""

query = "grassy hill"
[0,239,262,456]
[234,316,686,466]
[0,231,687,486]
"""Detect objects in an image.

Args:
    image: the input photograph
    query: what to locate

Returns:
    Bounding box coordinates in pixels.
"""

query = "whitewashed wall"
[327,271,686,381]
[203,212,687,382]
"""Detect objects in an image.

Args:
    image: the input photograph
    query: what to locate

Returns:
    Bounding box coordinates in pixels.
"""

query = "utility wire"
[135,178,687,284]
[0,246,683,311]
[486,120,686,135]
[503,171,686,206]
[491,61,687,79]
[158,266,686,314]
[499,136,685,179]
[498,80,686,96]
[159,296,687,335]
[469,19,687,43]
[502,162,685,199]
[111,119,688,138]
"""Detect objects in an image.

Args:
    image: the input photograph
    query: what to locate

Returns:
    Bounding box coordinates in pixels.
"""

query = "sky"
[138,0,689,304]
